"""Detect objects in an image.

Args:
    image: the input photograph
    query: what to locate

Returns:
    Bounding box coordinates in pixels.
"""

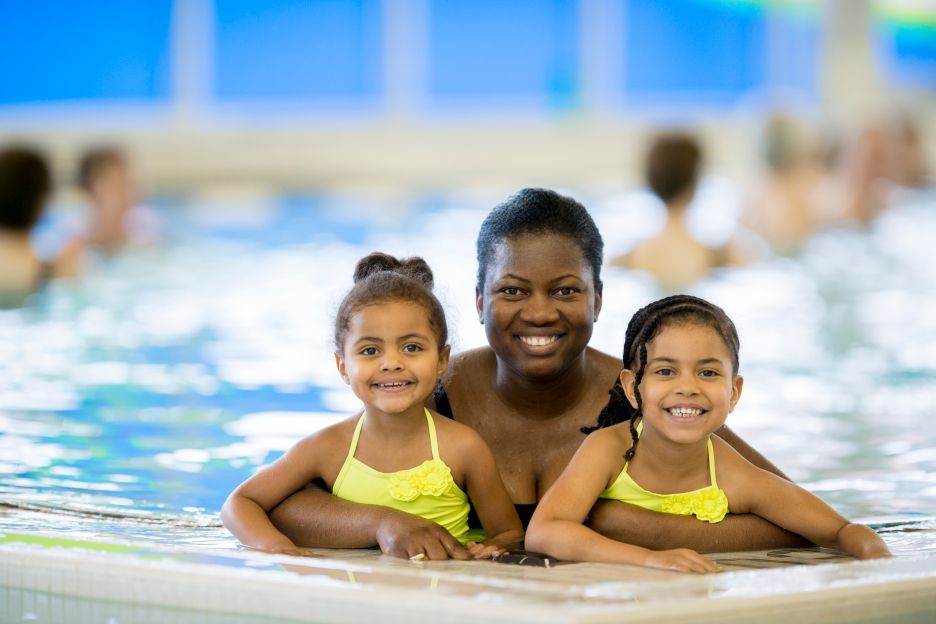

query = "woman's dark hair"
[0,146,51,232]
[645,133,703,204]
[334,252,448,352]
[582,295,740,462]
[476,188,604,290]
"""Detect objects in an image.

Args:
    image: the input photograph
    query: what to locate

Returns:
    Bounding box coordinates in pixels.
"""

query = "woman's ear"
[620,369,639,409]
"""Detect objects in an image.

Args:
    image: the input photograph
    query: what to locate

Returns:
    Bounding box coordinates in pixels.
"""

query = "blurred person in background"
[77,145,158,255]
[0,145,81,307]
[610,132,751,290]
[742,114,835,254]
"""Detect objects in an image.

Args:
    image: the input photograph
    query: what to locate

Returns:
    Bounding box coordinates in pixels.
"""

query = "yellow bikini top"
[332,408,472,542]
[599,420,729,523]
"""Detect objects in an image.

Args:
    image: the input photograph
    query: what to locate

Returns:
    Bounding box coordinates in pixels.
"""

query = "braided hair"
[582,295,740,462]
[334,252,448,353]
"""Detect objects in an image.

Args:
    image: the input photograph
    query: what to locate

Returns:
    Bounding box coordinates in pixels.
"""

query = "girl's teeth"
[669,407,702,417]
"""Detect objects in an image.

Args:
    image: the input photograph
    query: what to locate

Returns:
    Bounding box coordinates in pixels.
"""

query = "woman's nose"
[520,292,560,324]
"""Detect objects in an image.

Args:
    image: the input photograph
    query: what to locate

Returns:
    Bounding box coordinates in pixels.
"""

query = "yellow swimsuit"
[332,408,472,542]
[599,421,729,523]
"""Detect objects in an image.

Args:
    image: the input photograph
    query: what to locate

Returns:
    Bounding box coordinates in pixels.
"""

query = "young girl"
[222,252,523,559]
[526,294,890,573]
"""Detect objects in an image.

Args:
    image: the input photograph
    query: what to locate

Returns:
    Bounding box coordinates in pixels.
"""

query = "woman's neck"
[492,350,594,417]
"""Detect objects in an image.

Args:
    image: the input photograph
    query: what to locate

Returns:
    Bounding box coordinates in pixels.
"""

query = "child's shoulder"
[429,409,489,452]
[289,413,360,453]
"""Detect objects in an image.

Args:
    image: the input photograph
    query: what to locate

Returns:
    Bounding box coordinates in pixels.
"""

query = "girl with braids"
[222,252,523,559]
[527,295,889,572]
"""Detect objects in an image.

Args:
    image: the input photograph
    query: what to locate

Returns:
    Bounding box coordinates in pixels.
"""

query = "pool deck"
[3,521,936,623]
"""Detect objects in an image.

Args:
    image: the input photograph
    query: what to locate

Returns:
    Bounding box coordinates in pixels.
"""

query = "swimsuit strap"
[707,436,718,488]
[425,408,440,460]
[346,413,366,463]
[352,409,438,461]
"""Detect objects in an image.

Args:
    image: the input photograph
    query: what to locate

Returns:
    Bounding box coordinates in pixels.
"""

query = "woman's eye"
[501,287,522,296]
[555,287,579,296]
[402,343,423,353]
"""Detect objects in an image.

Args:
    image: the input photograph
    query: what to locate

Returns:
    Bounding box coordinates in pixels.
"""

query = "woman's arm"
[268,485,470,560]
[459,430,524,558]
[715,424,790,480]
[526,431,717,573]
[587,499,811,552]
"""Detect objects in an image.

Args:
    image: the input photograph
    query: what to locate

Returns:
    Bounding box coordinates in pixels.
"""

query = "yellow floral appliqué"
[661,487,728,523]
[387,459,454,502]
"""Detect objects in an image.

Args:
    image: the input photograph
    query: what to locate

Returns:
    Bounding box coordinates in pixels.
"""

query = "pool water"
[2,189,936,548]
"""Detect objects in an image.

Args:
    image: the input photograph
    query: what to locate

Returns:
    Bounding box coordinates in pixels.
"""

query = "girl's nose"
[380,356,404,371]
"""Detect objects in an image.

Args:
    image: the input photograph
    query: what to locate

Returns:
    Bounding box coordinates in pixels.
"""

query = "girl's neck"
[493,350,593,417]
[632,425,710,478]
[362,404,428,440]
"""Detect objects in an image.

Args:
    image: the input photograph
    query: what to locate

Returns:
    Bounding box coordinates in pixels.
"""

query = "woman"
[270,188,805,559]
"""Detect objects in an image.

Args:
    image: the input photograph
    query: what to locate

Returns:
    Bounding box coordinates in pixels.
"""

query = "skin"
[223,301,522,559]
[526,323,889,572]
[271,232,808,555]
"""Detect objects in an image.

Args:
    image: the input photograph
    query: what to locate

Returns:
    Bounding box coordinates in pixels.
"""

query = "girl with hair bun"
[526,295,889,572]
[222,252,523,559]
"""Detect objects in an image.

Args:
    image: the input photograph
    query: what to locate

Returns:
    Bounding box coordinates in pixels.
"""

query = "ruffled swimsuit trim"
[600,420,729,524]
[331,408,472,541]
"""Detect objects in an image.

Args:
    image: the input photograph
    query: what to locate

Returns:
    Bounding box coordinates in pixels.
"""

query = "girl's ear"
[437,344,451,379]
[620,369,639,409]
[335,352,350,384]
[729,375,744,412]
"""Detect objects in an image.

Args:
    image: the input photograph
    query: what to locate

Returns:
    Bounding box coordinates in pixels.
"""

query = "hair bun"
[353,252,434,288]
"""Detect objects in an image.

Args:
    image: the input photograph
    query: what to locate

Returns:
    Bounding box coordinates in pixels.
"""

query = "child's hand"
[644,548,718,574]
[466,540,505,560]
[268,545,318,558]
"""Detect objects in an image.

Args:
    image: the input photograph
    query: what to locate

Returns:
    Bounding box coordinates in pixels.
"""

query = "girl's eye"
[402,343,423,353]
[360,347,378,356]
[700,369,719,377]
[656,368,674,376]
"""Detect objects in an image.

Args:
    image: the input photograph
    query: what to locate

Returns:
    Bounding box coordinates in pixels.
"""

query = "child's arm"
[456,427,524,559]
[221,434,331,556]
[526,430,718,573]
[724,446,890,560]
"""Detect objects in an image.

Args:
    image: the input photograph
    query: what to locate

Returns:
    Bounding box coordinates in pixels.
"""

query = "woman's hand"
[375,512,471,560]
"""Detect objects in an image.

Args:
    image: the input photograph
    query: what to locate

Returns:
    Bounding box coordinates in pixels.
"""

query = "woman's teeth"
[520,336,558,346]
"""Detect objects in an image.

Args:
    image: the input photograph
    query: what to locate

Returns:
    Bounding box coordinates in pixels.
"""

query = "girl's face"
[622,322,743,445]
[476,233,601,381]
[336,301,450,418]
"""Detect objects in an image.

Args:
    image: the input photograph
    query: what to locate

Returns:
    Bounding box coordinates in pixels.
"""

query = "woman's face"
[476,233,602,381]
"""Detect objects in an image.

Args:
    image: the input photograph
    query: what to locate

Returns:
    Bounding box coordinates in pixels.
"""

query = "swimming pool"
[2,189,936,620]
